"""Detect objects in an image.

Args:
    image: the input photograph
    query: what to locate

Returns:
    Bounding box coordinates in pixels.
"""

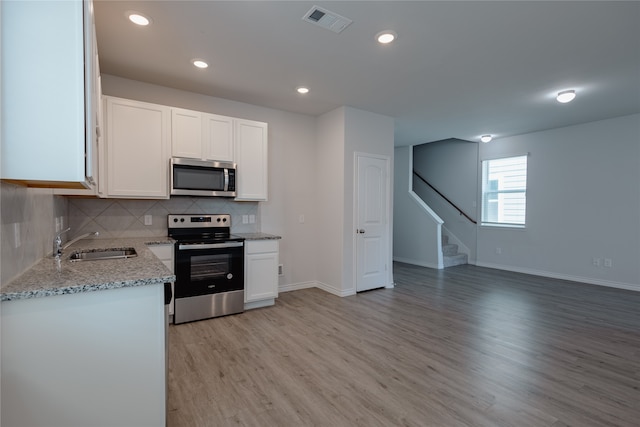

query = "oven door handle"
[178,242,244,250]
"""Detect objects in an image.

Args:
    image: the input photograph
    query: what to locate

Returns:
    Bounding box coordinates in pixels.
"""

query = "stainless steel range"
[168,214,245,324]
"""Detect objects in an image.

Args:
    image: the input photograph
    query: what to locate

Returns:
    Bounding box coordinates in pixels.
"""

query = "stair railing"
[413,170,477,225]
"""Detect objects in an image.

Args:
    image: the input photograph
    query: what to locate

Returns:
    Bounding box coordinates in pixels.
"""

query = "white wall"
[343,107,395,291]
[477,114,640,290]
[315,108,346,294]
[314,106,395,295]
[393,147,443,268]
[101,75,318,289]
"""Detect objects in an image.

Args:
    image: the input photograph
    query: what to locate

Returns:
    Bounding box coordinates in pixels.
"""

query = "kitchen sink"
[68,247,137,262]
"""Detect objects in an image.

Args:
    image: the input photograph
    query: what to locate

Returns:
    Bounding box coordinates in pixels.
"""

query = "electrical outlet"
[278,264,284,276]
[592,258,601,267]
[242,215,249,224]
[604,258,612,268]
[495,247,502,254]
[144,215,152,226]
[249,214,256,224]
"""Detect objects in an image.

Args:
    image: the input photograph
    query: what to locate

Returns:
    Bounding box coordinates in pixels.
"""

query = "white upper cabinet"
[235,119,268,201]
[104,97,170,199]
[171,108,203,159]
[1,0,99,189]
[171,108,234,162]
[202,114,234,162]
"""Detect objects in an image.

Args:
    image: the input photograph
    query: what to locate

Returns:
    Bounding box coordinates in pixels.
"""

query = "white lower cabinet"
[1,285,167,427]
[244,239,279,309]
[148,243,175,315]
[104,96,170,199]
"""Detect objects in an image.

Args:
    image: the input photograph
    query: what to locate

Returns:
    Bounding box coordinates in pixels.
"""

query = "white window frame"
[481,154,528,228]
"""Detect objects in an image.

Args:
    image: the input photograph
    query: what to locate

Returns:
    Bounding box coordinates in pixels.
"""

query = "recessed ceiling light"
[556,89,576,103]
[192,59,209,69]
[480,135,492,143]
[296,86,310,94]
[127,12,151,26]
[376,31,397,44]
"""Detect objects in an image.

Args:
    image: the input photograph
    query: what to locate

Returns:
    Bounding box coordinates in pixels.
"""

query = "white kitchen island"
[0,238,174,427]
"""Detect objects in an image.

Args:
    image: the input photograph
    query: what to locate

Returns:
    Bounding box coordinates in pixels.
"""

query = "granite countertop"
[0,237,176,302]
[233,232,281,240]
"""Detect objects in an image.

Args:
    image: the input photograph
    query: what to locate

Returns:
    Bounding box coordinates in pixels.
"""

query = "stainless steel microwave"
[170,158,236,197]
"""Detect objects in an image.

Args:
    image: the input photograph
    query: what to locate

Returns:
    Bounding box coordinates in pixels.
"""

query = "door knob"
[357,229,365,234]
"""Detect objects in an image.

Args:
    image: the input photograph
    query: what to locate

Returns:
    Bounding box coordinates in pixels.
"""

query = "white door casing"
[355,153,391,292]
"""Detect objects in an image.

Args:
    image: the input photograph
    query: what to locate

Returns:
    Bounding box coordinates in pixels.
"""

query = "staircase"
[442,234,468,268]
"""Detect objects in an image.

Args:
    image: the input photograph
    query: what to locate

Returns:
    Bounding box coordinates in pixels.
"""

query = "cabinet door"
[202,114,234,161]
[245,251,279,302]
[1,0,88,187]
[105,97,170,199]
[235,119,268,201]
[171,108,202,159]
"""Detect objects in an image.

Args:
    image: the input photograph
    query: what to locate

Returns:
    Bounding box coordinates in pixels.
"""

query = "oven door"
[174,241,244,298]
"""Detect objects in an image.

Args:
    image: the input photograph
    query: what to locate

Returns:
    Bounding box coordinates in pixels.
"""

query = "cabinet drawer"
[245,240,278,254]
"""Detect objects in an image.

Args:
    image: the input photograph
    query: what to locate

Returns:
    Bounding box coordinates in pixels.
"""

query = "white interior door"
[355,153,390,292]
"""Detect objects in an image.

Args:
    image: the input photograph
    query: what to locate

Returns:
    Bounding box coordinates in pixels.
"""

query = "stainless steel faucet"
[53,229,99,258]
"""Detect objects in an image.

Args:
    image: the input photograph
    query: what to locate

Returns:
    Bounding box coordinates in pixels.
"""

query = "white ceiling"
[94,1,640,146]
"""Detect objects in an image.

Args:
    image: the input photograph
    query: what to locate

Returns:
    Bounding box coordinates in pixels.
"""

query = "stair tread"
[443,253,468,268]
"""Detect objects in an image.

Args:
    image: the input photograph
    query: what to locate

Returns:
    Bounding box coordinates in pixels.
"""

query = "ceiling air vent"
[302,6,352,34]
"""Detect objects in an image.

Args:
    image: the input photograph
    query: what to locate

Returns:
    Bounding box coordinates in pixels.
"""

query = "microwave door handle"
[224,169,229,192]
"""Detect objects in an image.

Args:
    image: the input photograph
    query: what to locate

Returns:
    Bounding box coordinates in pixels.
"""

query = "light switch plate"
[144,215,152,226]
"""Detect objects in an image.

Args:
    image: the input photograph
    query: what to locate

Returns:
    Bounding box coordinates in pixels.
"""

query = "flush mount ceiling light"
[556,89,576,103]
[376,31,397,44]
[296,86,310,94]
[127,12,151,26]
[480,135,493,143]
[192,59,208,69]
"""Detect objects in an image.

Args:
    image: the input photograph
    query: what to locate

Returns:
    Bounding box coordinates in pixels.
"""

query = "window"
[481,155,528,226]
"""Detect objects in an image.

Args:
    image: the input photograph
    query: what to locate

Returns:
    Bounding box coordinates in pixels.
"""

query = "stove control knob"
[173,218,178,223]
[227,273,233,280]
[216,218,221,222]
[180,218,185,222]
[223,218,227,222]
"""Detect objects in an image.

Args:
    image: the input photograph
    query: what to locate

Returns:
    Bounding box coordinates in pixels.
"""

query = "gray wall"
[413,139,479,221]
[413,138,478,260]
[477,114,639,290]
[1,184,67,284]
[393,146,443,268]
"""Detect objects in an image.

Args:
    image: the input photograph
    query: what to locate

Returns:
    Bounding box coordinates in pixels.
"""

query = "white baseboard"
[475,261,640,292]
[279,281,356,297]
[279,281,316,293]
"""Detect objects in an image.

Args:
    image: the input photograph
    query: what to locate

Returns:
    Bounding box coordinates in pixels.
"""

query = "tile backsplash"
[68,197,260,240]
[1,182,67,285]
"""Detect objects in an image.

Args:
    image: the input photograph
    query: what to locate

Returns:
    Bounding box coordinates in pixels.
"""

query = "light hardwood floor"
[167,263,640,426]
